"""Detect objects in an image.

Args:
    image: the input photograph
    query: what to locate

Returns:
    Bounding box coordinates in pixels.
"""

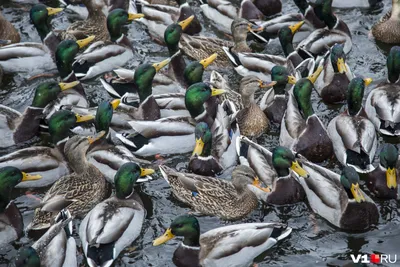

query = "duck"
[296,159,379,232]
[153,214,292,267]
[314,43,353,104]
[0,81,80,148]
[27,131,110,231]
[0,10,20,45]
[236,136,309,205]
[179,18,265,67]
[0,167,41,246]
[365,46,400,136]
[71,9,144,80]
[327,77,377,173]
[236,76,276,139]
[297,0,352,56]
[280,65,334,163]
[293,0,325,31]
[371,0,400,44]
[79,162,154,267]
[309,0,383,9]
[0,4,64,75]
[366,144,399,199]
[159,164,270,220]
[15,210,77,267]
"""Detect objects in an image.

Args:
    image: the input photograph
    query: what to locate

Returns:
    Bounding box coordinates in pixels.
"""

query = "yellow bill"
[88,131,106,144]
[211,88,226,96]
[111,99,121,110]
[46,7,63,16]
[140,168,155,176]
[291,161,308,178]
[351,183,365,203]
[337,58,347,74]
[128,13,145,21]
[386,167,397,189]
[22,172,42,181]
[153,58,171,72]
[252,176,271,192]
[76,35,95,49]
[308,66,323,84]
[364,78,373,86]
[289,21,304,34]
[178,15,194,31]
[153,228,175,246]
[192,138,205,156]
[59,81,80,91]
[199,53,218,69]
[288,75,297,84]
[75,114,95,123]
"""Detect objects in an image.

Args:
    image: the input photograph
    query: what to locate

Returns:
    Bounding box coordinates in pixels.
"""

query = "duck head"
[153,215,200,247]
[379,144,398,190]
[347,77,372,116]
[231,18,263,49]
[272,146,308,178]
[15,247,40,267]
[271,65,297,95]
[278,21,304,57]
[387,46,400,83]
[192,122,212,157]
[55,36,95,78]
[30,4,63,41]
[107,9,144,42]
[340,166,365,203]
[95,99,120,133]
[330,44,347,74]
[314,0,336,29]
[31,81,80,108]
[184,53,218,86]
[164,15,194,54]
[185,82,226,118]
[240,76,276,107]
[114,162,154,199]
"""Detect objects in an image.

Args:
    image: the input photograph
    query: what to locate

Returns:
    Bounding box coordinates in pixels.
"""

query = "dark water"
[0,0,400,266]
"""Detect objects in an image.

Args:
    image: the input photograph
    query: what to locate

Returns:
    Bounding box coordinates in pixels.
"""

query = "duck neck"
[242,93,255,108]
[281,40,295,57]
[234,40,250,52]
[169,49,187,86]
[186,101,205,119]
[65,146,90,173]
[13,107,43,143]
[183,233,200,247]
[0,193,10,212]
[275,167,290,177]
[273,83,286,95]
[324,13,337,29]
[293,0,309,14]
[391,0,400,19]
[35,23,52,41]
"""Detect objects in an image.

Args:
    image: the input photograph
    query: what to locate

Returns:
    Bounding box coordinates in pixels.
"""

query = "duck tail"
[222,46,241,67]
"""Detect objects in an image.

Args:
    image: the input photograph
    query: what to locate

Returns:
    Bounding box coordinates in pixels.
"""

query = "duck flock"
[0,0,399,266]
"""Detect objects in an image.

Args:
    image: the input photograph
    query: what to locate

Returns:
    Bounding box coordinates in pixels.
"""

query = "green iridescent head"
[293,0,309,14]
[293,78,314,119]
[15,247,40,267]
[379,144,398,189]
[95,99,120,132]
[278,21,304,57]
[185,82,226,118]
[314,0,335,28]
[330,44,347,73]
[107,9,144,42]
[153,215,200,247]
[387,46,400,83]
[48,110,94,144]
[164,16,194,53]
[340,166,365,203]
[30,4,63,40]
[31,81,80,108]
[272,146,308,178]
[271,65,297,94]
[114,162,154,199]
[347,77,372,116]
[184,53,218,86]
[192,122,212,157]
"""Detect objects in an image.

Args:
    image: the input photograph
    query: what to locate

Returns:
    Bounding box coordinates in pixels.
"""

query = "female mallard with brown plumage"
[159,164,270,220]
[371,0,400,44]
[0,10,20,46]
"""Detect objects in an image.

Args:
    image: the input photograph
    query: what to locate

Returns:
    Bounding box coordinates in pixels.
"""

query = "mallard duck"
[237,137,308,205]
[0,81,79,148]
[71,9,144,80]
[153,215,292,267]
[314,43,353,104]
[0,10,20,45]
[0,167,41,246]
[79,162,154,267]
[27,131,109,231]
[180,18,264,67]
[159,164,270,220]
[236,76,276,138]
[280,65,334,163]
[366,144,399,199]
[223,21,309,79]
[371,0,400,44]
[365,46,400,136]
[297,0,352,56]
[258,65,297,123]
[15,210,77,267]
[297,159,379,231]
[0,5,64,75]
[293,0,325,31]
[327,77,377,173]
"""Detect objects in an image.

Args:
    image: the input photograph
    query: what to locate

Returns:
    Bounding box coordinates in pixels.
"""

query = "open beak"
[140,167,155,176]
[76,35,95,49]
[364,78,373,86]
[386,167,397,189]
[337,58,347,74]
[288,75,297,84]
[128,13,145,21]
[111,99,121,110]
[211,88,226,96]
[199,53,218,69]
[59,81,80,91]
[291,161,308,178]
[75,114,95,123]
[88,131,106,144]
[259,80,277,88]
[308,66,323,84]
[248,23,264,32]
[178,15,194,31]
[153,58,171,72]
[192,138,205,156]
[153,228,175,246]
[289,21,304,34]
[22,172,42,181]
[252,176,271,192]
[46,7,63,16]
[351,183,365,203]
